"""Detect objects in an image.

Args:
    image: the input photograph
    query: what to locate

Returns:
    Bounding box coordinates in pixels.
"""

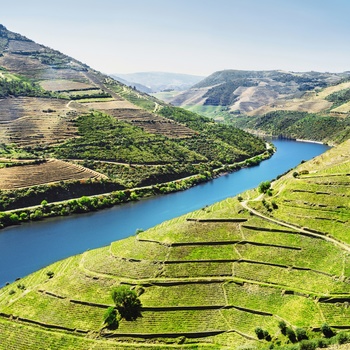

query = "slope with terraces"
[0,140,348,349]
[0,24,267,205]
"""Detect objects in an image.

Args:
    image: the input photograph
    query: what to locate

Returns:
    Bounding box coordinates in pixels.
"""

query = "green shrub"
[46,271,54,278]
[19,212,28,221]
[255,327,264,340]
[315,338,330,348]
[103,306,119,329]
[321,323,335,338]
[258,180,271,194]
[278,320,287,335]
[286,327,296,343]
[336,331,350,345]
[271,200,278,209]
[9,213,19,224]
[263,330,271,341]
[296,328,308,341]
[299,340,317,350]
[17,283,25,290]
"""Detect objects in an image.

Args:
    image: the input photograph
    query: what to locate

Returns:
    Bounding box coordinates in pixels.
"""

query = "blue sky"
[1,0,349,75]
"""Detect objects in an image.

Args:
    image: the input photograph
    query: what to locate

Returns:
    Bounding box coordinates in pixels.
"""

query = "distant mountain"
[165,69,349,113]
[111,76,153,93]
[111,72,204,92]
[158,69,350,143]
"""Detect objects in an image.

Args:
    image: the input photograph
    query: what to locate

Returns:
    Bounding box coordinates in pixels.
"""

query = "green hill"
[0,24,266,212]
[0,139,349,349]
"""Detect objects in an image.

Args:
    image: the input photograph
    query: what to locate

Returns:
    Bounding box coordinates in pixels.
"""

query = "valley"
[0,24,267,220]
[0,21,349,350]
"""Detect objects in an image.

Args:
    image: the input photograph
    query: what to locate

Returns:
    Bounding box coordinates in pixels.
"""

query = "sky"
[1,0,349,76]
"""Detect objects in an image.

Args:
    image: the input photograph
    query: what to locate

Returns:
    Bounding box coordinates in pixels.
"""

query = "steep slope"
[163,69,347,113]
[0,24,266,209]
[0,140,349,349]
[158,69,350,143]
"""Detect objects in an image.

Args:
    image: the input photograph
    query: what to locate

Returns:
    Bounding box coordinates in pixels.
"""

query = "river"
[0,140,330,286]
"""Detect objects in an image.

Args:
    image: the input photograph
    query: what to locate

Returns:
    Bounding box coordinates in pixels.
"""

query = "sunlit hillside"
[0,140,349,349]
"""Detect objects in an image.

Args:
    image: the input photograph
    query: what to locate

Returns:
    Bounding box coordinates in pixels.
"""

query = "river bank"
[0,147,274,231]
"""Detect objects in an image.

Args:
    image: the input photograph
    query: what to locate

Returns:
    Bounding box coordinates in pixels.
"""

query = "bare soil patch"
[83,100,138,110]
[39,80,95,92]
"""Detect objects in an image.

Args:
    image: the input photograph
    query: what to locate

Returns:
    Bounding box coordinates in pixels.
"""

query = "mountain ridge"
[155,69,350,143]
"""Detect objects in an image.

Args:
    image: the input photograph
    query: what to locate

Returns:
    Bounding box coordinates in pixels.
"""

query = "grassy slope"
[0,140,349,349]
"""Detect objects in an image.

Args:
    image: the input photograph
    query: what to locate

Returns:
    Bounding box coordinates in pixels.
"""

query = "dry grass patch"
[0,97,83,146]
[83,100,139,110]
[39,79,95,92]
[0,159,105,189]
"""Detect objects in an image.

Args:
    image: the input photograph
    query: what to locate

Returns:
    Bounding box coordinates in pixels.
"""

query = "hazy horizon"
[1,0,349,76]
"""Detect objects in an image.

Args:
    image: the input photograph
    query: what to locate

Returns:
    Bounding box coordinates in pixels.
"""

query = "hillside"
[0,24,266,211]
[156,69,350,143]
[0,139,349,349]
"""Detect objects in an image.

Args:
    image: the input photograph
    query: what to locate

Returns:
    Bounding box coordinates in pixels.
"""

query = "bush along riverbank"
[0,147,274,230]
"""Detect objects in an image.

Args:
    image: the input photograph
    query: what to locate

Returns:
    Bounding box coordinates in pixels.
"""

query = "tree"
[321,323,335,338]
[296,327,308,341]
[255,327,264,340]
[278,320,287,335]
[286,327,297,343]
[258,180,271,194]
[111,286,142,321]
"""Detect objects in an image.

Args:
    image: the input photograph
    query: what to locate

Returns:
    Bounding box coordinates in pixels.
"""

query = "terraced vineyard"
[0,159,107,189]
[0,140,349,349]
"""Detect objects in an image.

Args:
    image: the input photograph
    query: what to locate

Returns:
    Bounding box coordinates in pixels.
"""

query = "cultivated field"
[107,108,195,139]
[0,97,82,146]
[0,140,349,349]
[0,159,106,189]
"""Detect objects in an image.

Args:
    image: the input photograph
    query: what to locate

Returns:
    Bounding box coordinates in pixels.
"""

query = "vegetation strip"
[101,330,226,338]
[0,312,89,334]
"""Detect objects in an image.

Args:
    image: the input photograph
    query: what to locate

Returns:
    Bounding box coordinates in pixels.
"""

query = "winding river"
[0,140,330,286]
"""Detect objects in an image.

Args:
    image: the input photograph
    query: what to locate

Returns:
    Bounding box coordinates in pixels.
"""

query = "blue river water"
[0,140,330,286]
